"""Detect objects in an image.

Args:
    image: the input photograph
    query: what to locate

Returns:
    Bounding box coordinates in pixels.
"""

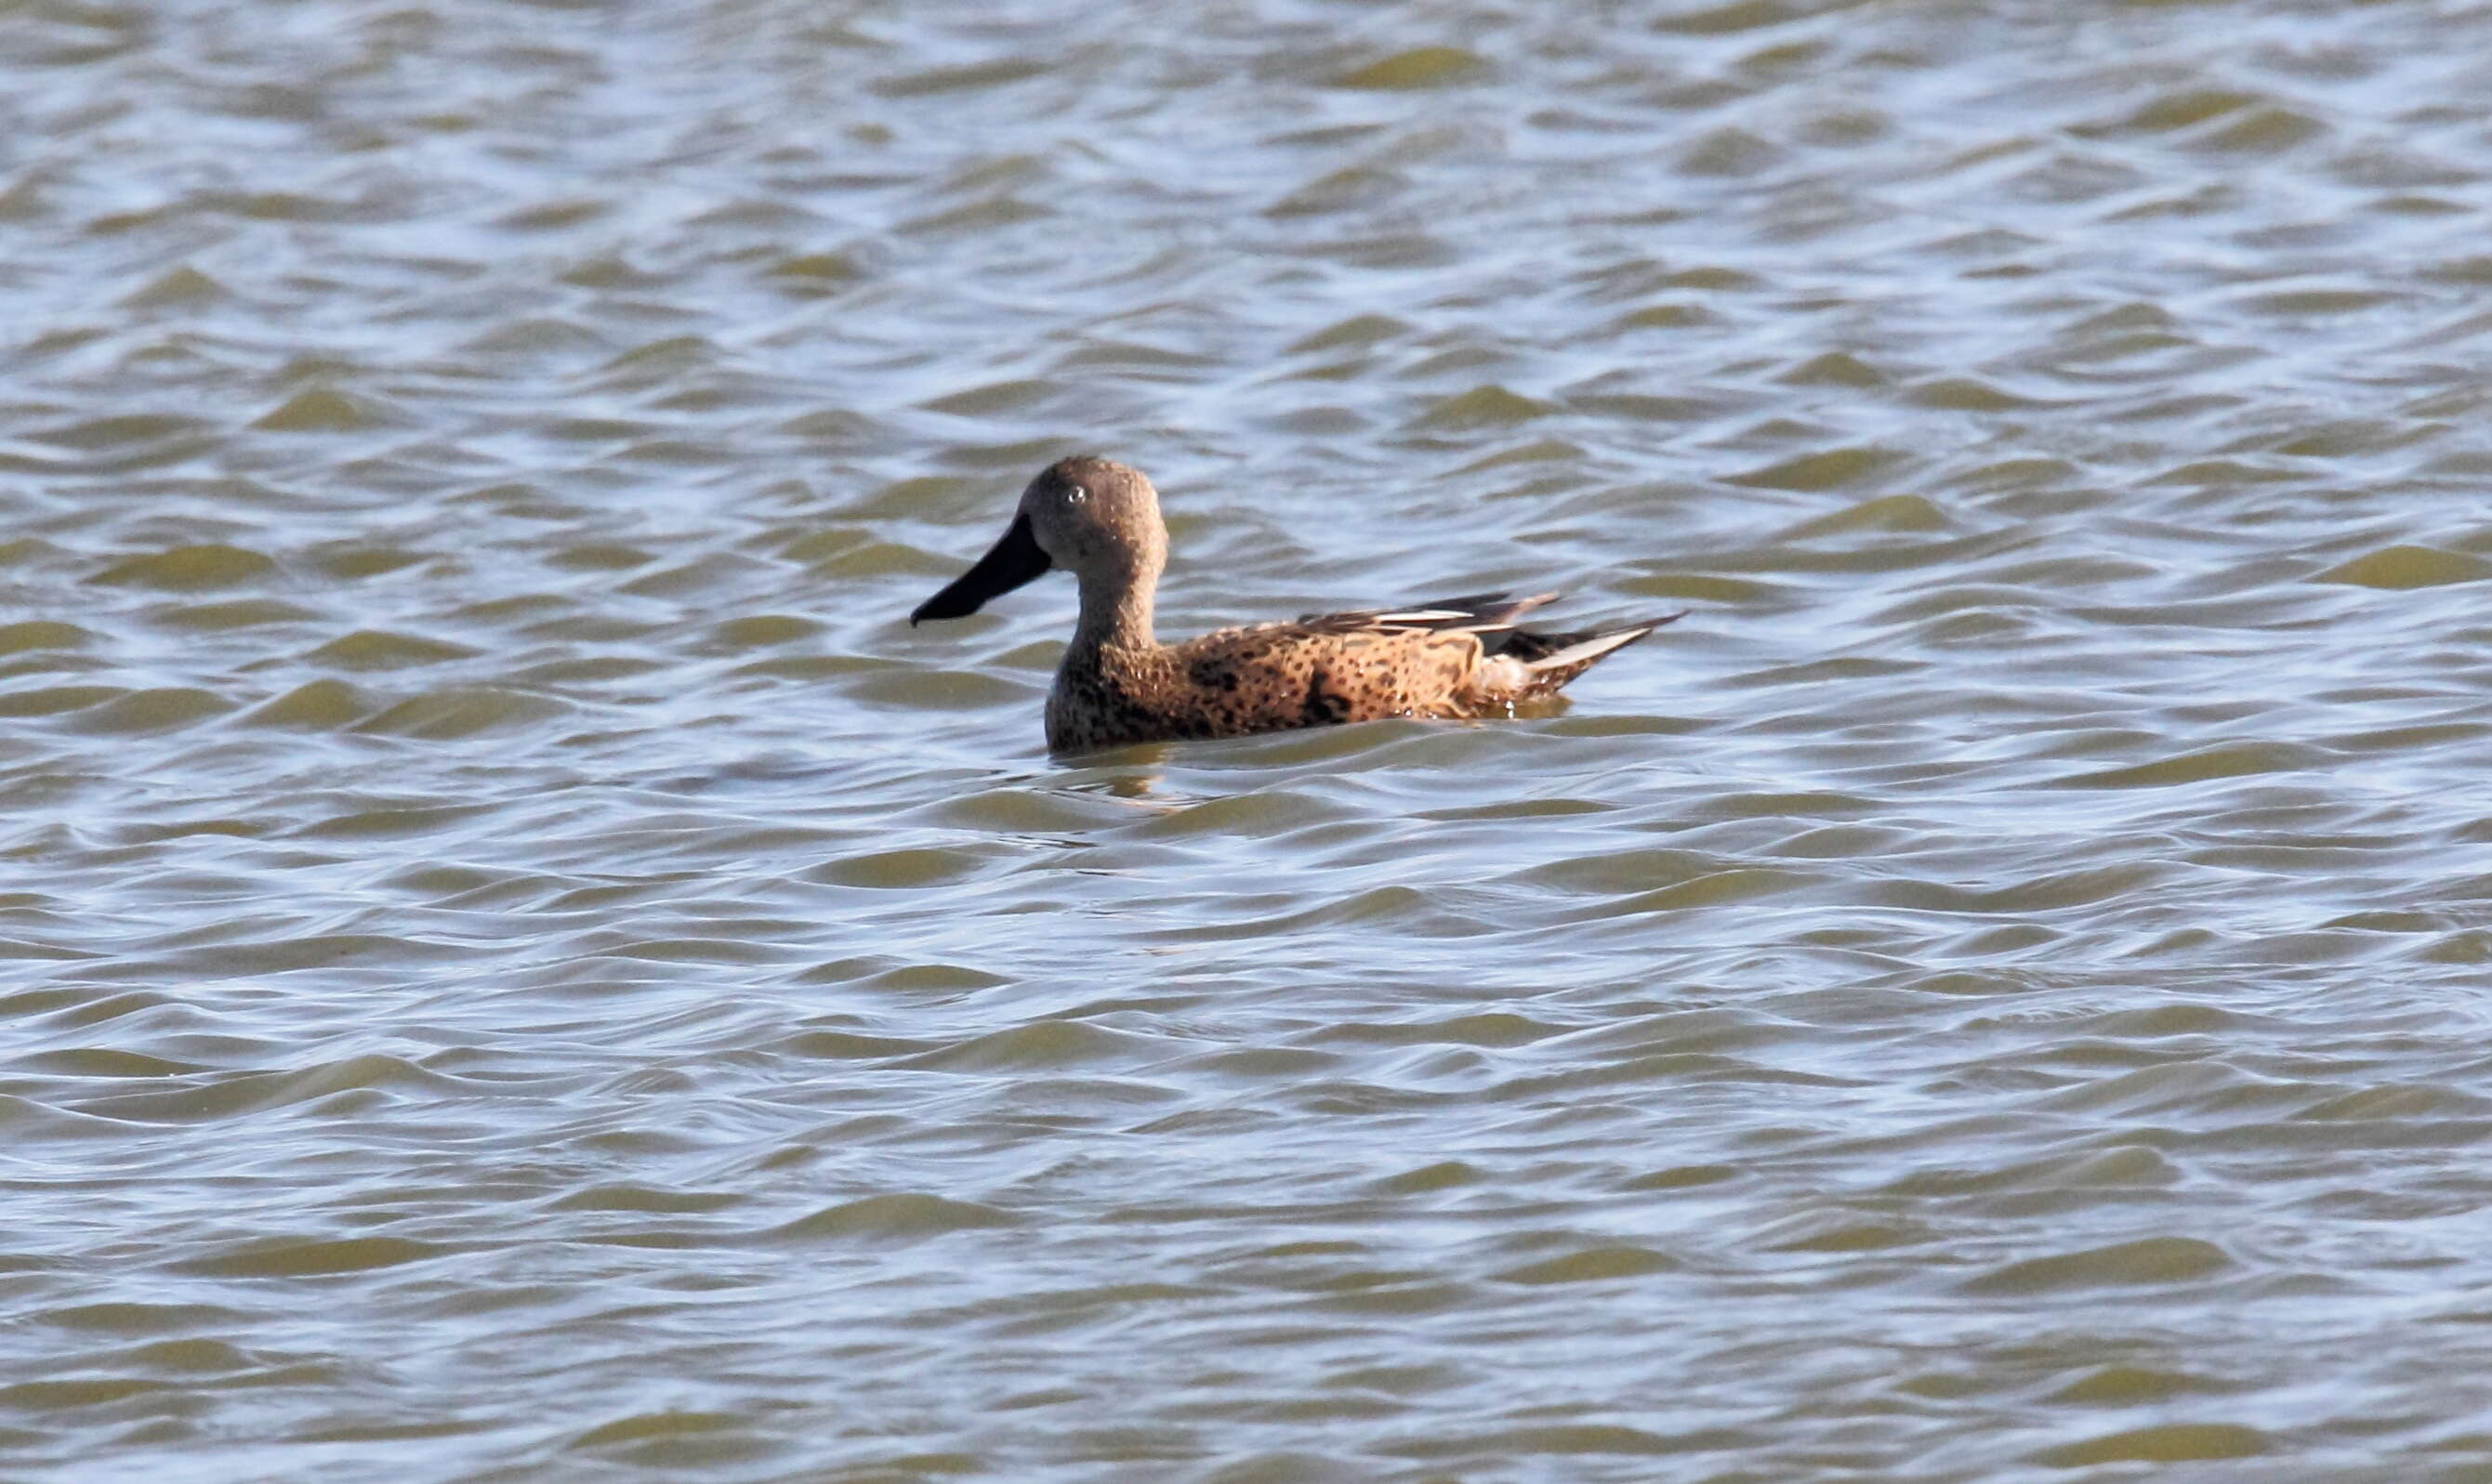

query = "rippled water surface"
[7,1,2492,1479]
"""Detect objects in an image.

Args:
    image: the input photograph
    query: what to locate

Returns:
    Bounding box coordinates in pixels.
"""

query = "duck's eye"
[1064,484,1088,504]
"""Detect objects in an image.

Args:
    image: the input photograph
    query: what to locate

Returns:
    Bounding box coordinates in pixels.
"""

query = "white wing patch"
[1367,609,1470,624]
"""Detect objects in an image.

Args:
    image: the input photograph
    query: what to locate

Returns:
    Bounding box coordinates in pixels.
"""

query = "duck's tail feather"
[1497,610,1689,690]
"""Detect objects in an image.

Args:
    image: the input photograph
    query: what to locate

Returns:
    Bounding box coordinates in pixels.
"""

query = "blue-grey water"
[6,2,2492,1480]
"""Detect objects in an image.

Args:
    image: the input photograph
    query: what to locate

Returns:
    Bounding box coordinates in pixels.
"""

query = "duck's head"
[910,456,1164,624]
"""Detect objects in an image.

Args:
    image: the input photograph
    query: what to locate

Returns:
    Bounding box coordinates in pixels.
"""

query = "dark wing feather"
[1294,590,1558,636]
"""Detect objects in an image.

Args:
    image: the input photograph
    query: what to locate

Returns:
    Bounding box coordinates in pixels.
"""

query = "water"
[7,1,2492,1479]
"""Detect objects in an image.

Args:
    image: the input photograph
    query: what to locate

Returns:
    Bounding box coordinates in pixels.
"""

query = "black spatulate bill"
[911,513,1052,624]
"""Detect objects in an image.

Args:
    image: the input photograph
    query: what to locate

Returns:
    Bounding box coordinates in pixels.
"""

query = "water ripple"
[5,1,2492,1480]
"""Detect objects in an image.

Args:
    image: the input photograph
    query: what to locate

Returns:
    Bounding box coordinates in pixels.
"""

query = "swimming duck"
[911,456,1681,752]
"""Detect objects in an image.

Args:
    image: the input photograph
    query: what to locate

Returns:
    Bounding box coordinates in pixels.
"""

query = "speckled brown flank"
[912,457,1685,753]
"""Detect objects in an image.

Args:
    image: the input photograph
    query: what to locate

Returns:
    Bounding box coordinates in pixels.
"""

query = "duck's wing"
[1292,590,1559,637]
[1165,592,1684,732]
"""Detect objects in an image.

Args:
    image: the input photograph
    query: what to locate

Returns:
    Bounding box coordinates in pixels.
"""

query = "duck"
[910,456,1682,753]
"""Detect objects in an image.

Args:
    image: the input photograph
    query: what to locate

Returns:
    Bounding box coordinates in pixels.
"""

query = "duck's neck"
[1069,559,1160,662]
